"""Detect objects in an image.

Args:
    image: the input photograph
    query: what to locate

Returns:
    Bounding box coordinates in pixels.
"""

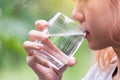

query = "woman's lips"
[84,31,90,38]
[78,25,89,38]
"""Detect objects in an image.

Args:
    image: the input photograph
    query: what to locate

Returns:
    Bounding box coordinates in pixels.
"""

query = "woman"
[23,0,120,80]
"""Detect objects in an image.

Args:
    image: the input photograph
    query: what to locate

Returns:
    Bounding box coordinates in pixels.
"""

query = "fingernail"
[35,20,48,27]
[41,20,48,26]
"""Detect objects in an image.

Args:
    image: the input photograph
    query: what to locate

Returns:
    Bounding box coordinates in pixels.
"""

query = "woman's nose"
[72,6,85,23]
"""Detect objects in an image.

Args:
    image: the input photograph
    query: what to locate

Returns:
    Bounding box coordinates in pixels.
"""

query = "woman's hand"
[23,20,76,80]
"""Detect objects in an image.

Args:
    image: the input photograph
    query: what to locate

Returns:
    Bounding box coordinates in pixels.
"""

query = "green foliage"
[0,18,28,70]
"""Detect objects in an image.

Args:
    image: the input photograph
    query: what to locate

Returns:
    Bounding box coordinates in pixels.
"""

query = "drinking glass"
[33,12,86,70]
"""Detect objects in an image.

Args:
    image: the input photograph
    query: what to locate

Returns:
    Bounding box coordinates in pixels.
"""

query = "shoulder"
[81,63,116,80]
[82,63,102,80]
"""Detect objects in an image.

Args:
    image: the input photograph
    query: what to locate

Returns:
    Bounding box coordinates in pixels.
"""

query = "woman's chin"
[88,43,105,50]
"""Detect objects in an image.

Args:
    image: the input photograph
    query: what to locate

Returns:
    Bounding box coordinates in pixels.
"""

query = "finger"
[35,20,48,32]
[67,57,76,67]
[33,54,52,68]
[44,39,63,53]
[27,55,51,68]
[54,64,68,76]
[26,56,54,79]
[54,57,76,75]
[23,41,43,56]
[26,56,45,76]
[28,30,49,42]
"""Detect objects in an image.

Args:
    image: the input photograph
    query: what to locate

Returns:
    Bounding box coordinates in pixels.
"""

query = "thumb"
[67,57,76,67]
[54,57,76,76]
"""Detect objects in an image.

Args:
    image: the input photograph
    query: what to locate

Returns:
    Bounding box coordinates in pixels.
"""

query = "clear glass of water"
[33,12,86,70]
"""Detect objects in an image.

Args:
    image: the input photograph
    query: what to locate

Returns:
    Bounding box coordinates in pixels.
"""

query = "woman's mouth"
[78,25,90,38]
[84,31,90,38]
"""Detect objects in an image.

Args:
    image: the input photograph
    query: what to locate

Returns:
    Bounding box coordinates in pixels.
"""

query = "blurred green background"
[0,0,92,80]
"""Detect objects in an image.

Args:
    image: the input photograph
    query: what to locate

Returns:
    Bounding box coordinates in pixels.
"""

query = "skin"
[73,0,115,50]
[23,0,120,80]
[24,20,76,80]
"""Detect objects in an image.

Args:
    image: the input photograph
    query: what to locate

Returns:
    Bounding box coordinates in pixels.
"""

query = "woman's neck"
[113,47,120,80]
